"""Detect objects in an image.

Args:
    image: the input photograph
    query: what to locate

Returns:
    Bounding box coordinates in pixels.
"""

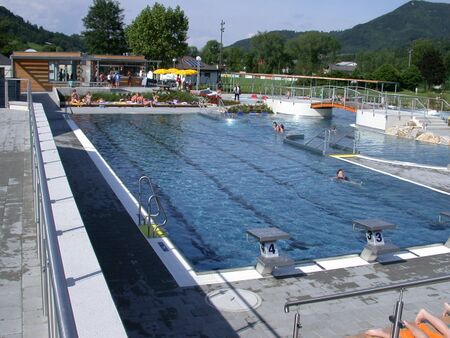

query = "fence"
[4,79,78,338]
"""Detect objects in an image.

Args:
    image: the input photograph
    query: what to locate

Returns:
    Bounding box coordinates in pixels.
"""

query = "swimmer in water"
[336,168,349,181]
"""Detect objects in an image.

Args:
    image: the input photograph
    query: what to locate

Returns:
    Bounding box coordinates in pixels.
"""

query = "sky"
[2,0,450,48]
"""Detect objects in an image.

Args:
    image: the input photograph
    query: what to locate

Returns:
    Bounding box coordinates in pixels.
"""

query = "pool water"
[73,111,450,271]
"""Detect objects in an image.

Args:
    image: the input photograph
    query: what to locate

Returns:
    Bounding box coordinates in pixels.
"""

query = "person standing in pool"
[273,121,278,131]
[336,168,349,181]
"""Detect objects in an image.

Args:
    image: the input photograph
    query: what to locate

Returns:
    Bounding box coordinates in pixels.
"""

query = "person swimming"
[273,121,278,130]
[336,168,349,181]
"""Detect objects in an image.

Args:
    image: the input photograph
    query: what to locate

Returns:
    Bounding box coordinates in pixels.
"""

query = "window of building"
[48,61,77,82]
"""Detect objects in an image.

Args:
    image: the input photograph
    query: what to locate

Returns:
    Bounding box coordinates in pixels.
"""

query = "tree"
[251,32,289,74]
[287,32,340,75]
[416,49,445,88]
[201,40,221,65]
[223,47,246,72]
[371,64,400,83]
[186,46,199,57]
[400,65,423,91]
[82,0,127,54]
[371,64,400,90]
[126,3,188,63]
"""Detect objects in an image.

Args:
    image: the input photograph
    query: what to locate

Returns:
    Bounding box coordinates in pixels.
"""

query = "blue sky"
[2,0,450,48]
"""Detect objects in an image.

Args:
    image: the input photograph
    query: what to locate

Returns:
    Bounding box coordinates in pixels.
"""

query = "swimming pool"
[73,111,450,271]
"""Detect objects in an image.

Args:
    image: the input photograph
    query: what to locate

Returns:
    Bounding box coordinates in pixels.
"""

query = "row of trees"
[199,33,450,91]
[82,0,450,90]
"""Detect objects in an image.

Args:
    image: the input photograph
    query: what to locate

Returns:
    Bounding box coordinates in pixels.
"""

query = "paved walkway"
[0,109,47,338]
[32,94,450,337]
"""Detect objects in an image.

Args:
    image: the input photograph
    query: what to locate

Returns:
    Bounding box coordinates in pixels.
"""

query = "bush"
[227,104,273,114]
[63,90,199,103]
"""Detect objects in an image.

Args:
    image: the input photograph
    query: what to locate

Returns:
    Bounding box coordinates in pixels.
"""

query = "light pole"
[408,49,412,67]
[219,20,225,69]
[172,58,177,68]
[196,56,201,90]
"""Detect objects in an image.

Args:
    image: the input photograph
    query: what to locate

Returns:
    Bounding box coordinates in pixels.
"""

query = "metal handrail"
[138,176,167,235]
[284,275,450,338]
[284,274,450,312]
[7,78,78,337]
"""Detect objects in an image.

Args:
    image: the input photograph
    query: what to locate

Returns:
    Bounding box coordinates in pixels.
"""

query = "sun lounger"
[346,316,450,338]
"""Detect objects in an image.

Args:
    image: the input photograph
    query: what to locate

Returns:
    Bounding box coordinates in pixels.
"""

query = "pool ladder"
[138,176,167,237]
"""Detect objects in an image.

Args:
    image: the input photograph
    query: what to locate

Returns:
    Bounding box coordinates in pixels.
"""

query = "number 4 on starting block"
[260,241,279,258]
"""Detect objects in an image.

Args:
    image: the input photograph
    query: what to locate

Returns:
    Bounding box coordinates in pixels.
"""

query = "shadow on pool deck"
[34,93,241,337]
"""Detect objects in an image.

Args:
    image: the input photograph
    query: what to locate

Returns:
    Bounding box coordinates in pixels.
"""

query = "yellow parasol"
[166,68,179,74]
[154,68,169,74]
[184,69,198,75]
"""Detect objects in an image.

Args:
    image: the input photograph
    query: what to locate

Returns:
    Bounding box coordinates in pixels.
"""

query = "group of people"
[106,71,121,88]
[365,302,450,338]
[272,121,285,133]
[129,93,158,106]
[70,89,92,105]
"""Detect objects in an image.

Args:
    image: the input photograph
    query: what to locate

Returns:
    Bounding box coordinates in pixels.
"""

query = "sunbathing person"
[82,91,92,105]
[365,306,450,338]
[443,302,450,317]
[70,89,80,104]
[136,93,145,104]
[130,93,139,103]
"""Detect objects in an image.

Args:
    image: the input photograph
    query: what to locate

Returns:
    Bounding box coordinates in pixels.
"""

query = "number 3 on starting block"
[366,230,384,246]
[260,241,279,258]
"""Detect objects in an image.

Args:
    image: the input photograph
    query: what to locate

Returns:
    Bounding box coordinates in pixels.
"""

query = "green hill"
[228,1,450,53]
[231,30,300,50]
[0,6,85,55]
[334,1,450,53]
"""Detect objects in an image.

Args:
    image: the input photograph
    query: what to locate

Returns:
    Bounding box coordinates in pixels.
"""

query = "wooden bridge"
[310,101,357,113]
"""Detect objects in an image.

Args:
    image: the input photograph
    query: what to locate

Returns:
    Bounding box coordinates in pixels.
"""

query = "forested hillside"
[228,1,450,54]
[0,6,85,56]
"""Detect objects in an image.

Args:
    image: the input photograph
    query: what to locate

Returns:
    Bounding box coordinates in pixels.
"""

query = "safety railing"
[138,175,167,237]
[220,79,447,118]
[284,274,450,338]
[4,78,78,337]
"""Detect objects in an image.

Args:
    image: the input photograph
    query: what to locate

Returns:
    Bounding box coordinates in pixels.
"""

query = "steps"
[416,115,450,137]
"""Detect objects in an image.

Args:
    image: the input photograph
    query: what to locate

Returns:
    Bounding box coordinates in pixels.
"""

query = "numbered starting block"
[353,219,399,263]
[247,227,294,276]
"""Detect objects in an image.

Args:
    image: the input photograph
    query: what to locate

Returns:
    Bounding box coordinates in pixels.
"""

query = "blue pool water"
[73,111,450,271]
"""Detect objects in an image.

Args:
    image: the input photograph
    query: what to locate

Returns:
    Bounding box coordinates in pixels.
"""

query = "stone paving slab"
[0,108,48,338]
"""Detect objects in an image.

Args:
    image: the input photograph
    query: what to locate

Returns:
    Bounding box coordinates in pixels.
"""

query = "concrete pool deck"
[0,108,48,338]
[4,93,449,337]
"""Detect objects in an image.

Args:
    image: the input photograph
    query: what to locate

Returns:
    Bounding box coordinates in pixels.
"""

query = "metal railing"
[4,78,78,338]
[138,175,167,237]
[284,274,450,338]
[219,79,448,118]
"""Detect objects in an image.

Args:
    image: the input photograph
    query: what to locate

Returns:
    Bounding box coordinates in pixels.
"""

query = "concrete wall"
[266,98,332,118]
[356,109,413,131]
[356,109,387,131]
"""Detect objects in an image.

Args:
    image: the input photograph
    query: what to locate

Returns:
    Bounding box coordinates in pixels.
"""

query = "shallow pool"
[73,111,450,271]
